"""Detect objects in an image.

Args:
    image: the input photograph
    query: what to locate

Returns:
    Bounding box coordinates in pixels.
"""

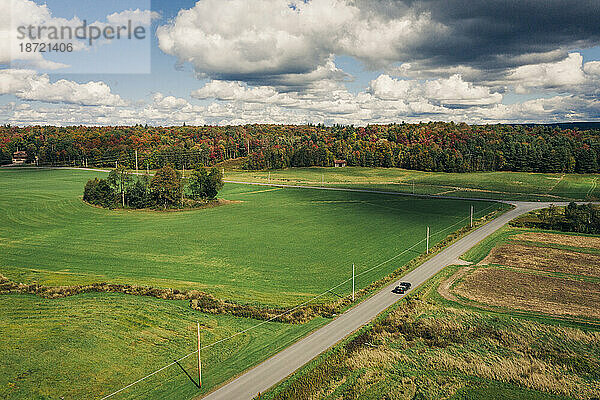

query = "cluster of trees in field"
[83,165,223,209]
[512,203,600,233]
[2,122,600,173]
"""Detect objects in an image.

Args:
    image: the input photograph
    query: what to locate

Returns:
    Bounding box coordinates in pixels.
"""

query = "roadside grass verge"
[261,265,600,400]
[459,225,516,264]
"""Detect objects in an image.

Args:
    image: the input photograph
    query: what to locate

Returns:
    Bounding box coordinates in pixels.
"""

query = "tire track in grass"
[586,177,598,200]
[546,173,564,194]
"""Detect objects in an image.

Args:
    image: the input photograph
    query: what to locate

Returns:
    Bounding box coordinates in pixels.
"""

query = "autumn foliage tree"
[150,164,182,208]
[6,122,600,173]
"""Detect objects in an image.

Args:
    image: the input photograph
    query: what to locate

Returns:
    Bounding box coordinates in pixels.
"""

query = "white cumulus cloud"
[369,74,502,106]
[507,53,587,93]
[152,93,191,110]
[106,9,161,26]
[192,81,280,103]
[156,0,444,88]
[0,69,126,106]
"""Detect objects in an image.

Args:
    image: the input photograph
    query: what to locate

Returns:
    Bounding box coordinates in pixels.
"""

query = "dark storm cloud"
[158,0,600,87]
[363,0,600,71]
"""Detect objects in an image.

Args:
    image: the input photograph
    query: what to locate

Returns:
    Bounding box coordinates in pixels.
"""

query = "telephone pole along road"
[201,200,566,400]
[1,168,580,399]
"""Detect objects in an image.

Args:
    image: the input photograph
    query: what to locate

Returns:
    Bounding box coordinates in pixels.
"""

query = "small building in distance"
[334,159,347,167]
[12,151,28,165]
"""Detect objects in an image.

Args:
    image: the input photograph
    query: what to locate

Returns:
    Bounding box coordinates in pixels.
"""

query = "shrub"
[83,178,116,208]
[510,202,600,233]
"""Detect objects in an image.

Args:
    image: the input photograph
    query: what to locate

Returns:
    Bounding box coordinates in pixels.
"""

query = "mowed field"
[0,168,504,399]
[225,166,600,201]
[0,168,501,307]
[0,292,326,399]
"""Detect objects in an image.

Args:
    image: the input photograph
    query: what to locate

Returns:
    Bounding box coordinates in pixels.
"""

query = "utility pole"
[115,160,118,168]
[197,322,202,389]
[352,263,355,302]
[470,205,473,228]
[247,139,250,155]
[426,226,430,254]
[181,173,185,205]
[135,149,138,174]
[321,174,324,186]
[412,180,415,194]
[268,171,270,184]
[146,161,149,175]
[183,163,185,179]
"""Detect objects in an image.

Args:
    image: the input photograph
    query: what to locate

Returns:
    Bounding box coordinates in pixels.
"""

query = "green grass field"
[0,292,326,399]
[263,265,600,400]
[226,167,600,202]
[0,168,501,307]
[2,167,596,400]
[0,168,506,399]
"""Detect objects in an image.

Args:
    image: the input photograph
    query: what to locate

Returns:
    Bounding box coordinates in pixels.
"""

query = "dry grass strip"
[454,267,600,319]
[482,242,600,278]
[427,351,597,399]
[514,231,600,250]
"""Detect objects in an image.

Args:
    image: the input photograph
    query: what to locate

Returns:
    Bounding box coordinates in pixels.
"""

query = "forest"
[1,122,599,173]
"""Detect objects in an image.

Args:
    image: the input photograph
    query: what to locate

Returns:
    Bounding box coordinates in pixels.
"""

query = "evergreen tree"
[127,176,151,208]
[83,178,116,208]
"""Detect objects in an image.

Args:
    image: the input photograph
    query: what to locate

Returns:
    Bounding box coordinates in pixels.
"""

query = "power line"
[97,202,497,399]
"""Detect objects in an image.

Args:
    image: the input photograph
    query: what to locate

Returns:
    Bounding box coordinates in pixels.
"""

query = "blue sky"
[2,0,600,125]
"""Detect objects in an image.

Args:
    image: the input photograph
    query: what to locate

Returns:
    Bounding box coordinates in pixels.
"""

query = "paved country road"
[200,197,566,400]
[0,167,581,399]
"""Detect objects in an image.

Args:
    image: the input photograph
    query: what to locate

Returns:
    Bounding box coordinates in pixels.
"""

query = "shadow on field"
[175,360,200,389]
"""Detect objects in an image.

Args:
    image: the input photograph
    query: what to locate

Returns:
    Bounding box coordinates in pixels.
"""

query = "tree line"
[83,165,224,209]
[2,122,600,173]
[511,203,600,234]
